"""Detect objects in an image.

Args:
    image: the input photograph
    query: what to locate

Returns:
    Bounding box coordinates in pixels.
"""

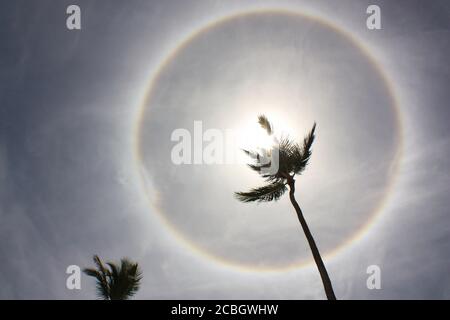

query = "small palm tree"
[235,115,336,300]
[84,255,142,300]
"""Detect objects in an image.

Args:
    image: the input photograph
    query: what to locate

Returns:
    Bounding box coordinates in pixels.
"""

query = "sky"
[0,0,450,299]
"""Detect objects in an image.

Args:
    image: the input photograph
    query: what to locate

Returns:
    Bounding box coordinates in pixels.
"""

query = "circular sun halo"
[134,9,404,273]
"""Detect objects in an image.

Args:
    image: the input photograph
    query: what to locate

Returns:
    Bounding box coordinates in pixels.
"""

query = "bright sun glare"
[238,121,276,151]
[234,111,298,154]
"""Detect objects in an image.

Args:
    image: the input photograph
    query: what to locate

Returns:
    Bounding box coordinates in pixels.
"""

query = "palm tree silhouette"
[235,115,336,300]
[84,255,142,300]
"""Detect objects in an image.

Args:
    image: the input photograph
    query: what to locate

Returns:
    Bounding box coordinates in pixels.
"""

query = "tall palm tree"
[84,255,142,300]
[235,115,336,300]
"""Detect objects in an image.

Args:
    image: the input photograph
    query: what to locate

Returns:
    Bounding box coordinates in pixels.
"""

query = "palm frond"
[86,255,110,300]
[106,262,119,279]
[82,269,110,300]
[93,255,108,278]
[83,268,100,278]
[242,149,262,161]
[123,261,142,298]
[235,181,287,203]
[291,123,316,174]
[258,114,273,135]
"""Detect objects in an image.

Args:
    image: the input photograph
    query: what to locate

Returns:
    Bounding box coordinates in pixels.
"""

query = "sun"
[232,110,299,156]
[237,120,276,151]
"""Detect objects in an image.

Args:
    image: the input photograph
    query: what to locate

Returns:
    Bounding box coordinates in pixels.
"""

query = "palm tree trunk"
[288,180,337,300]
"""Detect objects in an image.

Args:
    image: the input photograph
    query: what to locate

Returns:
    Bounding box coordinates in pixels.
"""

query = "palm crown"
[84,255,142,300]
[235,115,316,202]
